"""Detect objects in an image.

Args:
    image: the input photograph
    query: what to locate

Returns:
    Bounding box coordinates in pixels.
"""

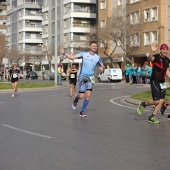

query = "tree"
[98,7,133,67]
[43,45,55,72]
[0,34,6,63]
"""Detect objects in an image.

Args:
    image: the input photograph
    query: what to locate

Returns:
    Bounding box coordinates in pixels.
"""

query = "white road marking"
[110,95,151,111]
[2,124,54,139]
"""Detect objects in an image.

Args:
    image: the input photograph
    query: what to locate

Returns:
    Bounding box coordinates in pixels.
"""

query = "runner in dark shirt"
[137,43,170,123]
[69,64,77,97]
[7,64,21,97]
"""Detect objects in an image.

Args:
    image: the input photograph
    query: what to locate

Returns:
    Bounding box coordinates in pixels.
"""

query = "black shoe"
[167,114,170,120]
[80,111,87,118]
[159,102,168,115]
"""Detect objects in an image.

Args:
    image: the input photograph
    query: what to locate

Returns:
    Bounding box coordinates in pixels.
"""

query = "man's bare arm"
[60,48,78,60]
[166,68,170,78]
[148,43,158,62]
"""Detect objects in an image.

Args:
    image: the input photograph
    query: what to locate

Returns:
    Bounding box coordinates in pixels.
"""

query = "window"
[130,11,139,25]
[144,31,157,45]
[130,0,140,4]
[100,20,106,28]
[130,33,140,47]
[100,1,106,9]
[144,7,158,22]
[118,0,122,6]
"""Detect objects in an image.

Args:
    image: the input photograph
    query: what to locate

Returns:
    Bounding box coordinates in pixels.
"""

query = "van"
[98,68,122,82]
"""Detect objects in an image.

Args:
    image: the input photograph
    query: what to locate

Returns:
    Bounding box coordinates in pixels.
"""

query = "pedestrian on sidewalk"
[7,64,21,97]
[137,43,170,123]
[60,41,104,118]
[125,64,131,83]
[57,63,62,85]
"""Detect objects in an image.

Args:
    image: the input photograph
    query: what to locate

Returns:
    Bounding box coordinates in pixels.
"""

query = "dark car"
[26,71,38,79]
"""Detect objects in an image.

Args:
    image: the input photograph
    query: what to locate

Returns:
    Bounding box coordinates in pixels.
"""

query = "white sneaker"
[12,94,14,97]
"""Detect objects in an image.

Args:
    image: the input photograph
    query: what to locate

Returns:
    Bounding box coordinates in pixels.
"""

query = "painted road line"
[2,124,54,139]
[110,95,151,111]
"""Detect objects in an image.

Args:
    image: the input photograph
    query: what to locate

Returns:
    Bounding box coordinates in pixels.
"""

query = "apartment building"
[98,0,127,69]
[41,0,63,72]
[62,0,97,70]
[6,0,43,69]
[0,0,6,34]
[129,0,169,64]
[0,0,7,61]
[98,0,170,68]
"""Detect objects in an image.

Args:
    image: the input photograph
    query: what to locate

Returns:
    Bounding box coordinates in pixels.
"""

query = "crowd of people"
[124,61,153,84]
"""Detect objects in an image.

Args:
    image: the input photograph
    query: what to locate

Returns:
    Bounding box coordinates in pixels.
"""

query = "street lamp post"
[54,0,58,86]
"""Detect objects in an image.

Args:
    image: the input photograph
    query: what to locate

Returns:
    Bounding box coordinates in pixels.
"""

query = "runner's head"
[12,64,17,70]
[160,44,169,56]
[89,41,98,53]
[72,64,76,69]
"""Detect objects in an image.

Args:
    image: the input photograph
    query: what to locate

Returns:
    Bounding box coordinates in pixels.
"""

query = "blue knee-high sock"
[81,99,89,112]
[74,96,79,102]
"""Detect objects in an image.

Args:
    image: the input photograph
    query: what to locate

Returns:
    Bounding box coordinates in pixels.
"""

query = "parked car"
[49,72,67,80]
[26,71,38,79]
[98,68,122,83]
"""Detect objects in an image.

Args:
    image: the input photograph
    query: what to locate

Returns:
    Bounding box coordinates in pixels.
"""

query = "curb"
[0,85,67,93]
[125,97,170,112]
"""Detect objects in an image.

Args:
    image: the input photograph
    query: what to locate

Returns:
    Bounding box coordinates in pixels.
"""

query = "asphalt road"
[0,83,170,170]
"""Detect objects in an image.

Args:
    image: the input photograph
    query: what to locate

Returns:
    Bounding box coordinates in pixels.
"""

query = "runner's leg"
[69,83,72,97]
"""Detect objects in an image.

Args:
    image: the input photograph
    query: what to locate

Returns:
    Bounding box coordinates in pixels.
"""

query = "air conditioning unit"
[38,44,42,46]
[39,32,42,35]
[26,20,30,23]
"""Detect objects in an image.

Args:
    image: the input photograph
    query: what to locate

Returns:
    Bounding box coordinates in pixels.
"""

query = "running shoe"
[12,94,14,97]
[137,101,145,115]
[159,102,168,115]
[72,101,77,109]
[167,114,170,120]
[80,111,87,118]
[148,116,160,124]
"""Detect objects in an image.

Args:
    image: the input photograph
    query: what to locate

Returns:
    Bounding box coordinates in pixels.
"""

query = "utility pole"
[54,0,58,86]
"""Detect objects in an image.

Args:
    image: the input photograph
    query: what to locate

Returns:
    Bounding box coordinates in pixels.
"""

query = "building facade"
[98,0,170,69]
[0,0,7,61]
[6,0,43,70]
[62,0,97,72]
[41,0,63,72]
[98,0,128,69]
[129,0,170,65]
[0,0,6,35]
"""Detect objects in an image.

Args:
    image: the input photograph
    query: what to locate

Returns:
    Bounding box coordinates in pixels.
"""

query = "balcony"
[65,9,96,14]
[25,46,42,53]
[42,19,48,25]
[42,6,49,13]
[25,13,42,16]
[17,1,42,8]
[42,33,48,39]
[19,25,42,32]
[64,0,96,4]
[19,37,43,44]
[19,13,42,21]
[63,9,96,19]
[64,24,95,33]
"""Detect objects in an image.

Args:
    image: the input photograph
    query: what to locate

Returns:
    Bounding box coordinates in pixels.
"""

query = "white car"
[98,68,122,82]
